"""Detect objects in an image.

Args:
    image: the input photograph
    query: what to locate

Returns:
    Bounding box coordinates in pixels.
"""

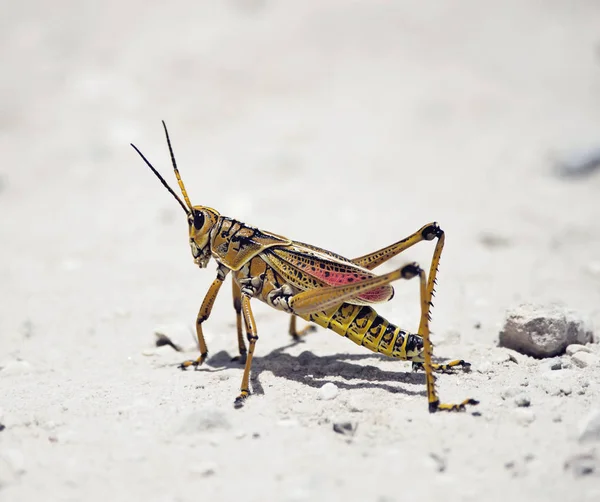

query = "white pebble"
[579,410,600,443]
[572,352,599,368]
[317,382,339,401]
[566,344,591,356]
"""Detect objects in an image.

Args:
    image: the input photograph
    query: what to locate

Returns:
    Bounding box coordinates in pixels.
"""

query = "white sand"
[1,1,600,501]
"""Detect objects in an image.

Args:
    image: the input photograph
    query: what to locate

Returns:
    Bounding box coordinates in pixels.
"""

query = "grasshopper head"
[187,206,220,268]
[131,121,219,268]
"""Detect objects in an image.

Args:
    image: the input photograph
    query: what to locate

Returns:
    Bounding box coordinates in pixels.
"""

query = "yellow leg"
[288,264,419,316]
[234,294,258,408]
[288,315,317,340]
[179,266,229,369]
[352,223,442,270]
[358,226,472,376]
[416,235,478,412]
[232,280,248,363]
[286,241,477,413]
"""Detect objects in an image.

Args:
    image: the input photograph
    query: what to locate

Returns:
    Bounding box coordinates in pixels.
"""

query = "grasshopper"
[131,122,478,413]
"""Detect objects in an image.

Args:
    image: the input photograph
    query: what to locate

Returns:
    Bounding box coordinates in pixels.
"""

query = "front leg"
[180,263,230,370]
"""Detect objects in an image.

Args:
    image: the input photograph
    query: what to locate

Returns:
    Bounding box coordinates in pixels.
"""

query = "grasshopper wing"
[263,241,394,305]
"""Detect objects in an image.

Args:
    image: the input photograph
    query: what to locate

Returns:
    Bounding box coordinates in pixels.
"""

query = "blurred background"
[1,0,600,367]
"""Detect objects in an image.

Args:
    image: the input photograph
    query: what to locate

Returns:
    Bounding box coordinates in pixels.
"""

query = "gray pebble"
[514,395,531,407]
[546,359,562,371]
[333,422,357,436]
[498,304,593,358]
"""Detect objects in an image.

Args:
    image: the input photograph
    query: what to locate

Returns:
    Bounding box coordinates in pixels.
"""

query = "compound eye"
[193,211,205,230]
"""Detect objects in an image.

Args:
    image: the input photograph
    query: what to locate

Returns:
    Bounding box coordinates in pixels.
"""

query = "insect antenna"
[130,142,190,215]
[161,120,193,211]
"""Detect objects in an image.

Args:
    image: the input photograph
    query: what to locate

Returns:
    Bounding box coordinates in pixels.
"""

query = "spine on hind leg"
[303,303,424,360]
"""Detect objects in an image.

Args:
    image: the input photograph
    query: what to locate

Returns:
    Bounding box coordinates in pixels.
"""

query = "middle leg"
[231,279,248,363]
[288,315,317,340]
[234,293,259,408]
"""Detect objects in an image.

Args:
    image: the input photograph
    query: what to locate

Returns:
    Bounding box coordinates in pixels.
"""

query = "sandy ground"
[2,1,600,501]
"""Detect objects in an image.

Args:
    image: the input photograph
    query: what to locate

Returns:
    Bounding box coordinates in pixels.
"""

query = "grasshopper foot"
[290,324,317,341]
[412,359,471,373]
[178,353,207,371]
[231,352,247,365]
[429,398,479,413]
[234,389,251,409]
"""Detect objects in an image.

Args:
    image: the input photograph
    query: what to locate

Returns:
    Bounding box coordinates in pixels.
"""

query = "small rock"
[546,359,562,371]
[178,408,231,434]
[513,409,536,426]
[514,395,531,407]
[572,352,599,368]
[579,410,600,443]
[317,382,339,401]
[333,422,357,436]
[141,349,156,356]
[566,344,591,356]
[498,304,593,358]
[564,452,599,477]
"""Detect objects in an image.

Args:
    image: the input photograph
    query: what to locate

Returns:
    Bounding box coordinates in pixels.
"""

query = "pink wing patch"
[305,266,392,302]
[271,246,394,304]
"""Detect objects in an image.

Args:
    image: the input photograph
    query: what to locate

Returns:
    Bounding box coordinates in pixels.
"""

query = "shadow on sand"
[191,339,429,398]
